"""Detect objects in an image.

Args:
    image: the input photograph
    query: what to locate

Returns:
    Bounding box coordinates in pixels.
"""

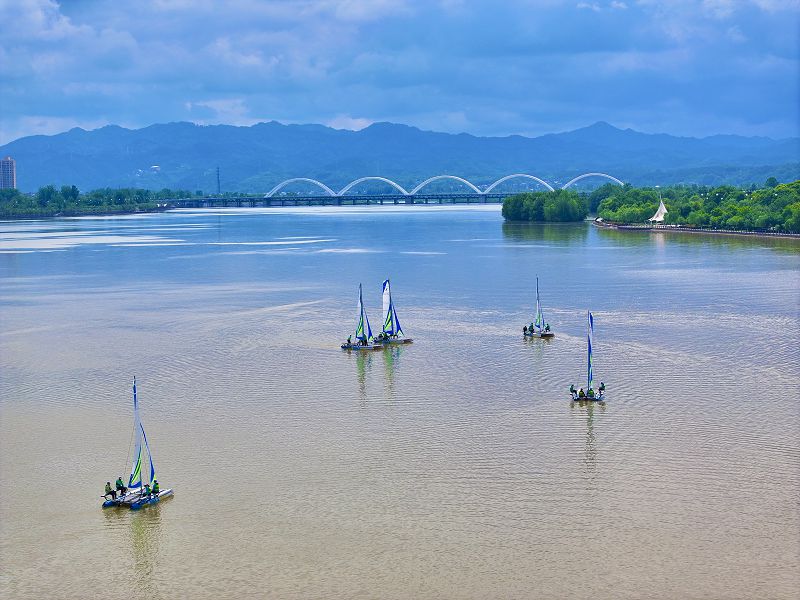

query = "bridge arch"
[266,178,337,197]
[338,177,409,196]
[409,175,482,196]
[484,173,555,193]
[561,172,624,189]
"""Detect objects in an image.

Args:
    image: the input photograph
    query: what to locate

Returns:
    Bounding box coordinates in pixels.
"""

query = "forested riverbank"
[502,180,800,233]
[0,186,198,219]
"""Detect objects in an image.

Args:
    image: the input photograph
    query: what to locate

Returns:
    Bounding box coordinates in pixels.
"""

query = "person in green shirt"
[143,483,151,498]
[104,482,117,500]
[152,480,160,496]
[115,477,127,497]
[587,388,595,398]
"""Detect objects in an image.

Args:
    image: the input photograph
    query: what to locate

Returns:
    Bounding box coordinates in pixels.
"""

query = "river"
[1,206,798,599]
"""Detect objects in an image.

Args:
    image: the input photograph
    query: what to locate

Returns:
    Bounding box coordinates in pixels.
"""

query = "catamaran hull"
[102,489,148,508]
[375,338,413,345]
[571,394,605,402]
[130,489,174,510]
[341,343,383,351]
[524,331,554,338]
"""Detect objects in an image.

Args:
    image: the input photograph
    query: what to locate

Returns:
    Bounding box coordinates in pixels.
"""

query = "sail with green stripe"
[381,279,403,337]
[354,284,373,342]
[128,377,144,489]
[127,377,156,489]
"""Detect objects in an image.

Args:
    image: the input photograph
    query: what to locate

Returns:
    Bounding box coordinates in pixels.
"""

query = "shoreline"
[0,205,171,221]
[591,220,800,240]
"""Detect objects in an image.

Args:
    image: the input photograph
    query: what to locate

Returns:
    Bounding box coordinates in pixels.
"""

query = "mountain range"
[2,121,797,193]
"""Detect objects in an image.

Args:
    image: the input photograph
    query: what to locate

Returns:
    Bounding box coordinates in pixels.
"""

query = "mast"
[534,277,542,332]
[128,376,143,490]
[587,312,594,390]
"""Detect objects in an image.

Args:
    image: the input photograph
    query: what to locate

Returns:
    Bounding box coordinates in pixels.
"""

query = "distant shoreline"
[0,205,171,221]
[591,220,800,240]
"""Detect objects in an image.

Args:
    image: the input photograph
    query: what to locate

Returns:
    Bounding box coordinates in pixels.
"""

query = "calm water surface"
[1,206,798,599]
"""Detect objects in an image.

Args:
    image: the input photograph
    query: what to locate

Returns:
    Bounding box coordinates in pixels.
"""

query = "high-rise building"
[0,156,16,189]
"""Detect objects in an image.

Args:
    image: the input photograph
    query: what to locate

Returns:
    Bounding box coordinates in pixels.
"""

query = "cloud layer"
[1,0,798,143]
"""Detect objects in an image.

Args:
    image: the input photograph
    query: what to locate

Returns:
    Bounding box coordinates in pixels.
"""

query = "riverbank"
[592,220,800,239]
[0,204,171,221]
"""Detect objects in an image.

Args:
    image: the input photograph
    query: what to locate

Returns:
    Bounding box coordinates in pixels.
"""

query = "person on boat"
[529,322,534,332]
[115,477,127,497]
[523,325,528,335]
[587,387,595,398]
[142,483,151,498]
[544,323,550,332]
[347,335,352,346]
[104,482,117,501]
[569,384,576,399]
[578,388,586,399]
[599,382,605,396]
[152,480,160,496]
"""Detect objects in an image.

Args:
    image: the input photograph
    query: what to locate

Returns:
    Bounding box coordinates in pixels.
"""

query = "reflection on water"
[382,345,403,398]
[501,221,589,244]
[595,224,800,254]
[1,207,798,599]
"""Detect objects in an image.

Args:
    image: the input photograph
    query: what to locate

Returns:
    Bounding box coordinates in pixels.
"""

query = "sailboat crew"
[115,477,127,497]
[104,482,117,500]
[152,480,160,496]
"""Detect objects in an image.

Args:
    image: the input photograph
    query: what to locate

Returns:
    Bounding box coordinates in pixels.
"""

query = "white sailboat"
[648,199,668,223]
[342,284,382,350]
[375,279,413,345]
[570,312,605,401]
[103,377,173,509]
[524,277,554,338]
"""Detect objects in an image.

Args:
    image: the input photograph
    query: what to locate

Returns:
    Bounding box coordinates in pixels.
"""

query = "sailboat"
[570,312,605,402]
[341,284,382,351]
[524,277,554,338]
[102,377,173,509]
[375,279,413,345]
[648,198,668,223]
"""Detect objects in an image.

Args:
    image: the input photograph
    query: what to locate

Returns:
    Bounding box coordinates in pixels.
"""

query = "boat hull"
[130,489,174,510]
[374,338,413,345]
[341,343,383,351]
[524,331,554,338]
[570,394,605,402]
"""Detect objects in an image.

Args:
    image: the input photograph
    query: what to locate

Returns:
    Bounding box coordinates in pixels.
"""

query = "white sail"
[382,279,402,336]
[649,199,668,222]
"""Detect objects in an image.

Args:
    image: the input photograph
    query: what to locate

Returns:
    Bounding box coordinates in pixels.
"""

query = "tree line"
[0,186,200,218]
[502,179,800,233]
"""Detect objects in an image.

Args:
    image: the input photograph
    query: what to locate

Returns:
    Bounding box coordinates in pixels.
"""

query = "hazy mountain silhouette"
[2,120,797,193]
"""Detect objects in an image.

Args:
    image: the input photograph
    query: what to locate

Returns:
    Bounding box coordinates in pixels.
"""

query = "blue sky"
[1,0,798,144]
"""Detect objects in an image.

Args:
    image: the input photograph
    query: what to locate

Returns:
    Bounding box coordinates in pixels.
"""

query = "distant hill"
[1,120,798,193]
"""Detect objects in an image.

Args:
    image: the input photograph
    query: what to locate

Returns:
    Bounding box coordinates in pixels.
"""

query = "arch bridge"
[264,172,623,198]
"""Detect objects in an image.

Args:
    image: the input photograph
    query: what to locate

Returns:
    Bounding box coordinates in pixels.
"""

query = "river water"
[0,206,798,599]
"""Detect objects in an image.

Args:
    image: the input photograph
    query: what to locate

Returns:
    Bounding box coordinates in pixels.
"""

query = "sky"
[1,0,799,145]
